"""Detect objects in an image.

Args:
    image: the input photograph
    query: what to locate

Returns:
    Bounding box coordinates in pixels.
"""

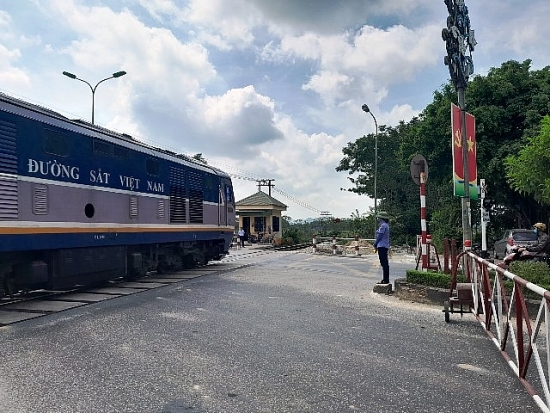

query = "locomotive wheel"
[181,254,196,269]
[3,272,16,299]
[157,261,170,274]
[197,255,208,266]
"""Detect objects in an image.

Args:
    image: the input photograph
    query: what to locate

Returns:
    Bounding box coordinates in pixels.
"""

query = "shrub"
[507,261,550,290]
[406,269,467,289]
[508,260,550,281]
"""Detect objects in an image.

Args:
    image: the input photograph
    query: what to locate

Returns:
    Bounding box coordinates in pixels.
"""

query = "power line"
[224,171,325,215]
[272,187,323,214]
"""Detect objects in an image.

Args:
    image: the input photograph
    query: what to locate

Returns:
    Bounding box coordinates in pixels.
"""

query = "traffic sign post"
[411,155,429,269]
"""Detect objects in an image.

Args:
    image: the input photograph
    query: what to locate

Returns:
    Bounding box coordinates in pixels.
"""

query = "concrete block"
[373,283,393,294]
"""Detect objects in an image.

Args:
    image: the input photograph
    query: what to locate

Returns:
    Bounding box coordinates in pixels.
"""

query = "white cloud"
[51,1,217,85]
[136,0,185,23]
[386,104,419,126]
[302,71,351,105]
[250,0,434,35]
[272,24,441,109]
[0,44,31,91]
[201,85,283,148]
[183,0,262,49]
[278,32,324,60]
[0,10,12,36]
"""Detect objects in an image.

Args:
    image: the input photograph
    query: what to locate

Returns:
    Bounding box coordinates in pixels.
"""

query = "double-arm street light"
[62,70,127,125]
[362,103,378,234]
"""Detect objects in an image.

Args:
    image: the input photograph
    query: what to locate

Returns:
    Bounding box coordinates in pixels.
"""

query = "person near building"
[238,227,246,248]
[373,211,391,284]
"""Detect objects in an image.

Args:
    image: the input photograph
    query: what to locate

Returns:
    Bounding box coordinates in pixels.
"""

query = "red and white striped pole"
[420,171,428,269]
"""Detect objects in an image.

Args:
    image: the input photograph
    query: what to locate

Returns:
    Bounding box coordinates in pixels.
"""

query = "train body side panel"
[0,92,236,293]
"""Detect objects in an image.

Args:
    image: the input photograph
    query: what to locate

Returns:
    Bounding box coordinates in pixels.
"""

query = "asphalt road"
[0,249,540,413]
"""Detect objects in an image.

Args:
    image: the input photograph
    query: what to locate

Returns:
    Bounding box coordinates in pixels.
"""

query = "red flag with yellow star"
[451,103,477,199]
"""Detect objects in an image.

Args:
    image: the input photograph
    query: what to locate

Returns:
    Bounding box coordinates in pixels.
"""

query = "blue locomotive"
[0,93,235,295]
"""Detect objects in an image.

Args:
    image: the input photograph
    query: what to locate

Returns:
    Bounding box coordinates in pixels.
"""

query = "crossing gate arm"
[448,250,550,412]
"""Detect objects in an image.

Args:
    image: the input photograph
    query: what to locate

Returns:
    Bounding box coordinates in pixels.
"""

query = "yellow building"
[235,191,287,244]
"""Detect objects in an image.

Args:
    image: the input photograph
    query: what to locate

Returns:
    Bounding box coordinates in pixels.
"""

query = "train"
[0,92,236,296]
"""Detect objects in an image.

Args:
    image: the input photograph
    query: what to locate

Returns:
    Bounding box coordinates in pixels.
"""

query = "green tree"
[467,60,550,227]
[506,116,550,204]
[336,122,421,244]
[336,60,550,246]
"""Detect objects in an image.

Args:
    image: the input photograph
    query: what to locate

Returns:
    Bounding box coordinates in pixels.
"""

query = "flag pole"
[458,89,472,245]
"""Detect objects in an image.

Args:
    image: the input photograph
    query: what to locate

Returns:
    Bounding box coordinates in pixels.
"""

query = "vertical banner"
[451,103,477,199]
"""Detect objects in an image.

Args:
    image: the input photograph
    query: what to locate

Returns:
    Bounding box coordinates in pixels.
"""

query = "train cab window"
[204,174,216,190]
[225,184,234,204]
[146,159,159,176]
[43,130,68,157]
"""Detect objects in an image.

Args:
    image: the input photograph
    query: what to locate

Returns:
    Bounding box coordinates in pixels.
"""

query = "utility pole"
[443,0,477,248]
[257,179,275,196]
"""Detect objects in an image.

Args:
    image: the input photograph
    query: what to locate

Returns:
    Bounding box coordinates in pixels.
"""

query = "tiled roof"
[236,191,287,209]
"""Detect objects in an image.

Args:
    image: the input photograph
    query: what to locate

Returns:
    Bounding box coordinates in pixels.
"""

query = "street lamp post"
[361,103,378,234]
[62,70,127,125]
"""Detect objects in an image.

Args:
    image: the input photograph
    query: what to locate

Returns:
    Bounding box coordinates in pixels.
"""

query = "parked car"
[493,229,538,259]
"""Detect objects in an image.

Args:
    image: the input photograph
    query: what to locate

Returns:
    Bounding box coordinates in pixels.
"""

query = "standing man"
[238,227,246,248]
[373,211,390,284]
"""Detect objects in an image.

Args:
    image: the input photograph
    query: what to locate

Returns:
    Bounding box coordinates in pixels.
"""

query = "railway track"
[0,247,302,327]
[273,243,312,251]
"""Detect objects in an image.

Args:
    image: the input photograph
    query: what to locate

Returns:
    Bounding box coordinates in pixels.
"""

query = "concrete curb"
[392,278,448,307]
[391,278,541,317]
[373,283,393,295]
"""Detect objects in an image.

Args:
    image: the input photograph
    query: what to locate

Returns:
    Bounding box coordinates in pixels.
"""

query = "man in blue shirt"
[373,211,390,284]
[238,228,246,248]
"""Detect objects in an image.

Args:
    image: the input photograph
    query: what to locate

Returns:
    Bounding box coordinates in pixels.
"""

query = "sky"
[1,0,549,220]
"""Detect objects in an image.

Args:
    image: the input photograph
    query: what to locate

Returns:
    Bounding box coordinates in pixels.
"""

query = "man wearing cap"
[519,222,550,258]
[373,211,390,284]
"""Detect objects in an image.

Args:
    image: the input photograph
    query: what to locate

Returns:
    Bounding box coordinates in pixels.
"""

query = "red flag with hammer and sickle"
[451,103,477,198]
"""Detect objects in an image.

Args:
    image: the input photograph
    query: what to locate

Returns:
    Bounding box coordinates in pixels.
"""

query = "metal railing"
[455,250,550,412]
